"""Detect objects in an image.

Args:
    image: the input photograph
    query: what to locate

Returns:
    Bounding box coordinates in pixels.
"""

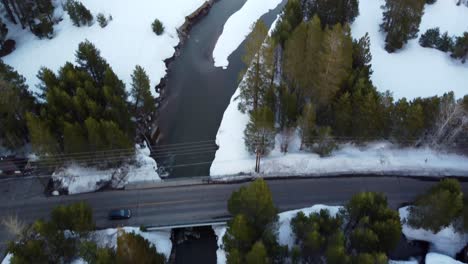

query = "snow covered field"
[52,143,160,195]
[3,0,207,96]
[212,0,283,68]
[352,0,468,100]
[399,206,468,257]
[210,0,468,178]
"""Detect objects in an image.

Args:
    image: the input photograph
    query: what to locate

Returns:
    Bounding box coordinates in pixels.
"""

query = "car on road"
[108,209,132,220]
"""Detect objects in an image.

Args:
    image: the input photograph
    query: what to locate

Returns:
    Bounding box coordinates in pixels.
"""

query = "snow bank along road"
[1,176,468,254]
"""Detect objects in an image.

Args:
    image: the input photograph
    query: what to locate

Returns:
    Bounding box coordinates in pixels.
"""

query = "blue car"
[108,209,132,220]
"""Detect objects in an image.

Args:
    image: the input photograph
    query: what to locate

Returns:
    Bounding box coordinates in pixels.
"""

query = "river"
[155,0,286,178]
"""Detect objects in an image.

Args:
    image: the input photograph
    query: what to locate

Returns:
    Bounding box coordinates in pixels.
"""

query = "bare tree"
[429,94,468,150]
[2,214,26,238]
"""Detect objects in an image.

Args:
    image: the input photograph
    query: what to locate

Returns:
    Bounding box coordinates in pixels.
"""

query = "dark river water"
[155,0,287,178]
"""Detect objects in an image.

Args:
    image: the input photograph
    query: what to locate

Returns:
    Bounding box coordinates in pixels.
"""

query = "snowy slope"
[3,0,207,96]
[399,206,468,257]
[352,0,468,100]
[212,0,283,68]
[52,143,160,195]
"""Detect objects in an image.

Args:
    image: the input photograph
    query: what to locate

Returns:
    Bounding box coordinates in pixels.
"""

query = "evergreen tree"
[391,98,425,145]
[243,106,276,155]
[408,179,464,233]
[333,92,352,137]
[380,0,425,52]
[0,61,36,150]
[283,16,323,98]
[272,0,303,45]
[65,0,93,27]
[0,0,55,38]
[314,23,352,106]
[419,27,440,48]
[227,179,278,236]
[116,232,166,264]
[224,179,282,263]
[152,19,164,35]
[437,32,454,52]
[97,13,108,28]
[305,0,359,27]
[30,41,134,166]
[237,20,273,112]
[341,192,402,255]
[279,86,298,128]
[246,241,269,264]
[75,40,109,85]
[130,65,156,130]
[311,126,336,157]
[297,103,316,148]
[452,32,468,63]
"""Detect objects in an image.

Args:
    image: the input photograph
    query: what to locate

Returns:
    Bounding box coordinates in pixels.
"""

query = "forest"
[223,178,468,263]
[0,40,156,167]
[238,0,468,158]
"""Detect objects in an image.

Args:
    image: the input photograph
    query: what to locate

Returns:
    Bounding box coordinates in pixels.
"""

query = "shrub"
[65,0,93,27]
[97,13,108,28]
[419,27,440,48]
[152,19,164,35]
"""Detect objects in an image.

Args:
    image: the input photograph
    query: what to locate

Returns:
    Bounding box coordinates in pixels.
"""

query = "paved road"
[1,176,467,255]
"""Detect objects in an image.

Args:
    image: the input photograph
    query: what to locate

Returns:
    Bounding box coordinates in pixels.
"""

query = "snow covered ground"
[212,0,283,68]
[210,0,468,178]
[211,119,468,177]
[352,0,468,100]
[399,206,468,258]
[425,252,465,264]
[52,143,160,195]
[3,0,207,96]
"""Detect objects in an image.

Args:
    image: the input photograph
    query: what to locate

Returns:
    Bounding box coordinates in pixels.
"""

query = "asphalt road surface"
[1,176,467,255]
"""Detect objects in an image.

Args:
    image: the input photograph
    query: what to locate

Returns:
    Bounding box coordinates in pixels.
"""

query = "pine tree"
[271,0,303,45]
[437,32,454,52]
[452,32,468,63]
[117,232,166,264]
[236,20,272,113]
[306,0,359,27]
[131,65,156,123]
[75,40,109,85]
[246,241,268,264]
[0,62,36,150]
[419,27,440,48]
[244,107,275,155]
[408,179,464,233]
[380,0,425,52]
[26,113,58,155]
[298,103,316,148]
[333,92,352,137]
[65,0,93,27]
[314,23,352,106]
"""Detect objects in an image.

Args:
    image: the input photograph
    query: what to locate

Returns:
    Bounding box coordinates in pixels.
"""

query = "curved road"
[1,176,467,253]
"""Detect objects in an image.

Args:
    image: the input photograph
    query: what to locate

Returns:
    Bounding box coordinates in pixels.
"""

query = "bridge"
[1,175,467,255]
